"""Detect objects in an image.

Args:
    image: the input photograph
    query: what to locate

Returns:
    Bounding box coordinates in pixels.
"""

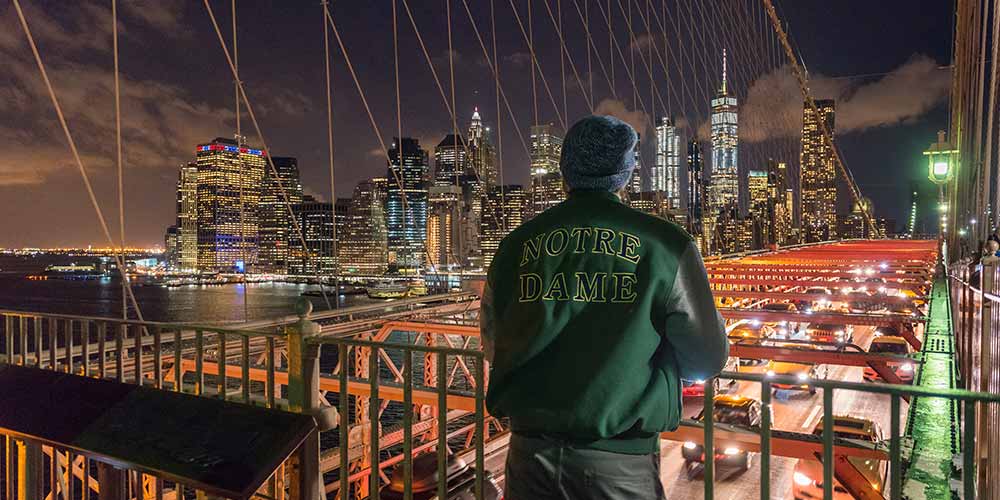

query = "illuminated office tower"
[288,195,337,275]
[686,140,705,236]
[164,226,179,269]
[258,157,303,274]
[628,134,643,194]
[467,108,498,187]
[709,50,739,218]
[653,117,682,207]
[427,185,463,271]
[769,161,791,245]
[529,124,564,218]
[748,169,773,248]
[176,161,198,271]
[386,137,429,274]
[434,134,469,187]
[195,137,266,273]
[801,99,837,242]
[480,185,527,269]
[339,178,388,277]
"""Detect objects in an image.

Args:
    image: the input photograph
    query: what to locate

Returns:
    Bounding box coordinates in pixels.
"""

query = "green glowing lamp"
[923,130,957,185]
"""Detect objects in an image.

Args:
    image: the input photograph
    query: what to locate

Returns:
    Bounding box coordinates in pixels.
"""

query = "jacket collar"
[568,189,624,204]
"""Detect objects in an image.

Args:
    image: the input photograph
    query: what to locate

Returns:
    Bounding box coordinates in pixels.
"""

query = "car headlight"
[684,441,698,450]
[723,447,740,455]
[695,379,705,385]
[901,364,914,372]
[766,370,776,377]
[797,372,809,381]
[836,330,845,337]
[794,472,813,486]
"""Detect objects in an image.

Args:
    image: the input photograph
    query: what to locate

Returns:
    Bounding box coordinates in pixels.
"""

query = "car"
[887,304,917,317]
[728,320,775,340]
[762,301,797,313]
[805,323,854,345]
[381,452,503,500]
[792,416,886,499]
[864,336,915,383]
[683,359,740,396]
[766,360,828,394]
[682,395,761,475]
[801,287,834,311]
[874,325,902,337]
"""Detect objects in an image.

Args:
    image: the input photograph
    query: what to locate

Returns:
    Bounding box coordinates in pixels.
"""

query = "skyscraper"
[427,185,463,271]
[258,156,303,274]
[288,195,337,275]
[529,124,564,218]
[386,137,429,274]
[629,134,643,194]
[176,161,198,271]
[748,169,771,247]
[769,161,792,246]
[654,117,682,207]
[709,50,739,217]
[467,108,498,187]
[434,134,469,187]
[686,140,705,233]
[339,178,388,276]
[801,99,837,242]
[164,225,179,269]
[480,185,527,268]
[195,137,266,273]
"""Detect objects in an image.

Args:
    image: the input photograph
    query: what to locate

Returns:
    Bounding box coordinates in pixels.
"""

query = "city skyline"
[0,1,953,247]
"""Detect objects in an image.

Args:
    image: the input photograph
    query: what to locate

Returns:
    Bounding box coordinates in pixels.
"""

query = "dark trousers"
[504,433,666,500]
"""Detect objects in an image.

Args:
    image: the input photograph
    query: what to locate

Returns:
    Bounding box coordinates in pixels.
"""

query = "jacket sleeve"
[663,240,730,381]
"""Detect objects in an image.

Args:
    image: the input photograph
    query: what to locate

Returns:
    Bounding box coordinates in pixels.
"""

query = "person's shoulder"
[612,203,694,250]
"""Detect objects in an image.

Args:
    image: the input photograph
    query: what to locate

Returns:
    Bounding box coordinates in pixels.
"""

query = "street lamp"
[923,130,958,248]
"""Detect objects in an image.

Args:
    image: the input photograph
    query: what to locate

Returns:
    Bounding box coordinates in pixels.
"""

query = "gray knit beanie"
[559,115,638,192]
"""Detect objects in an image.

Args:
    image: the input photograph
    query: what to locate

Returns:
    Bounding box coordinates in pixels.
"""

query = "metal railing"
[0,305,492,500]
[951,259,1000,500]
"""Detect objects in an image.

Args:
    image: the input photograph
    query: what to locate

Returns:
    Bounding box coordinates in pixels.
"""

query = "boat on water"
[367,281,429,299]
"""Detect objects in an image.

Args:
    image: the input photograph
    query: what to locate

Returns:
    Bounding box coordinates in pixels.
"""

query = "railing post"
[96,462,126,500]
[287,298,321,500]
[978,260,994,493]
[16,439,42,500]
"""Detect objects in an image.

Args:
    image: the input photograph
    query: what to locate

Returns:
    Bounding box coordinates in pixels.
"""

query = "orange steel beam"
[179,359,479,411]
[375,320,479,338]
[729,342,912,368]
[831,452,886,500]
[720,309,924,327]
[706,269,927,280]
[661,424,888,461]
[710,278,927,291]
[711,290,923,305]
[897,324,923,351]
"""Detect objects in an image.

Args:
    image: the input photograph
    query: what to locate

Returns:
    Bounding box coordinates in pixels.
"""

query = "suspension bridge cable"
[566,0,617,101]
[12,0,145,321]
[232,0,250,321]
[507,0,567,130]
[491,0,506,230]
[322,0,339,306]
[201,0,333,309]
[112,0,129,321]
[539,0,595,112]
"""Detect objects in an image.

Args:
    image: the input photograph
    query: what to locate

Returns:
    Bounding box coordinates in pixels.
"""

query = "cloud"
[629,33,660,53]
[431,49,463,71]
[504,52,531,68]
[738,55,951,143]
[594,98,651,136]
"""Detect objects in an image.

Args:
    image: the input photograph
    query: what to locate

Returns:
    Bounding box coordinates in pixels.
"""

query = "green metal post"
[822,388,834,500]
[288,300,321,500]
[704,377,715,500]
[194,330,204,395]
[964,399,975,500]
[760,380,771,500]
[475,354,485,500]
[890,394,901,500]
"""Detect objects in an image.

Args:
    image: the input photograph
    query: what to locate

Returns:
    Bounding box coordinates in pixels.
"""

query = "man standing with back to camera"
[480,115,730,499]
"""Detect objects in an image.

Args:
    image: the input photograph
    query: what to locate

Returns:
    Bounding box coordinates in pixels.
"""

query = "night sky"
[0,0,953,248]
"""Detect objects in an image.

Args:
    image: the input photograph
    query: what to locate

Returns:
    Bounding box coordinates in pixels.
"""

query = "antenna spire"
[721,48,728,95]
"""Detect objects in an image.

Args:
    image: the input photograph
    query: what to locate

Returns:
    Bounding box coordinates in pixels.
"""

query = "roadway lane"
[660,325,913,499]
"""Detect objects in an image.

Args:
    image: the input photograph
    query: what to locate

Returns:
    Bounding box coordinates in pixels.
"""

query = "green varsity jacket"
[481,189,729,454]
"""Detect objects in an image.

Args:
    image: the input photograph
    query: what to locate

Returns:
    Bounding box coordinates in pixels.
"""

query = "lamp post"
[923,130,958,259]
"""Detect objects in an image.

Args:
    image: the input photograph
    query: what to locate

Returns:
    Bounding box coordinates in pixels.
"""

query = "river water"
[0,254,375,322]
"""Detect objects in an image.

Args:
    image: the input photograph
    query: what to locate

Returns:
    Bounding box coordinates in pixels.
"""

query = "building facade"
[467,108,498,187]
[687,139,706,245]
[480,185,527,269]
[801,99,837,243]
[708,50,739,220]
[194,137,266,273]
[258,156,303,274]
[653,117,682,207]
[289,195,337,275]
[434,134,469,187]
[386,138,429,274]
[427,185,463,271]
[339,178,388,277]
[529,124,564,218]
[176,162,198,271]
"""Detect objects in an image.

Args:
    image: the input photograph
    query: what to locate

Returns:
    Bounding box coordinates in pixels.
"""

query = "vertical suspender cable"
[608,0,614,97]
[232,0,250,321]
[491,0,506,231]
[13,0,144,321]
[585,0,593,109]
[559,0,567,122]
[112,0,128,321]
[323,0,339,307]
[529,0,538,126]
[446,0,463,267]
